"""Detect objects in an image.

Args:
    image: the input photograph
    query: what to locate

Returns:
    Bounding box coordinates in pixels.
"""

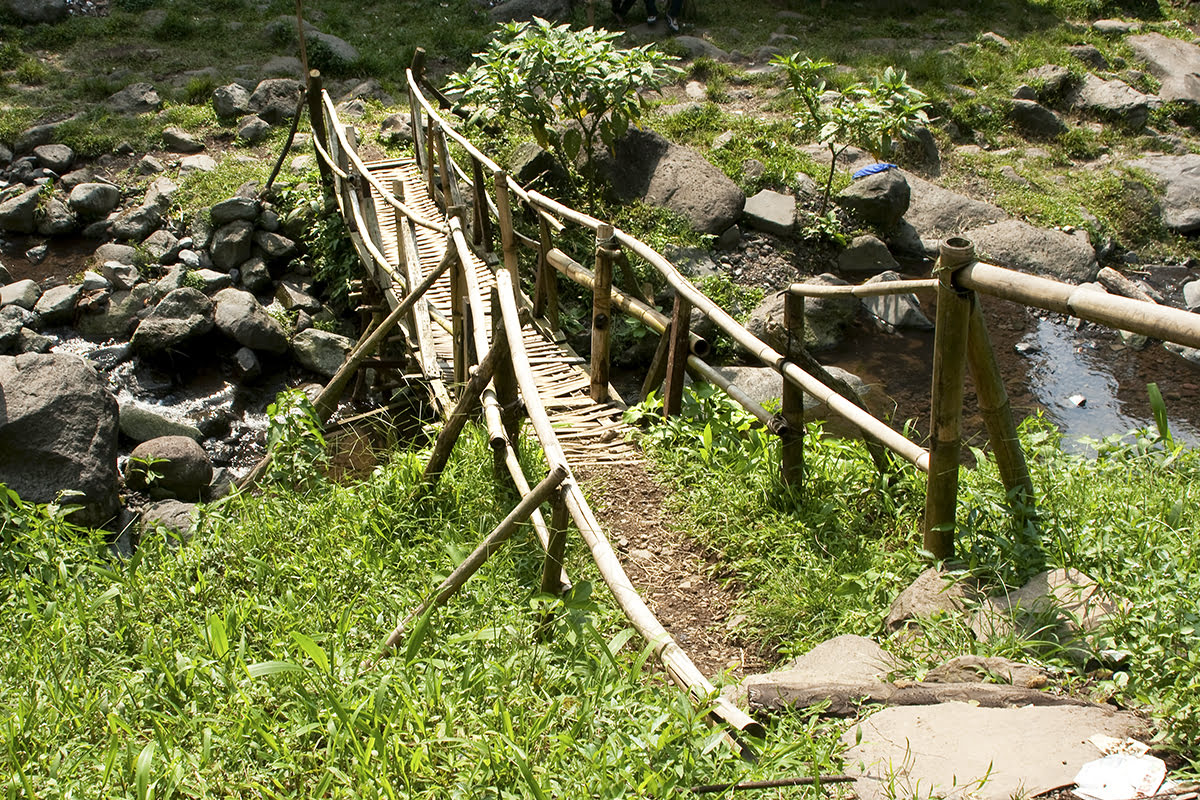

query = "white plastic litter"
[1072,753,1166,800]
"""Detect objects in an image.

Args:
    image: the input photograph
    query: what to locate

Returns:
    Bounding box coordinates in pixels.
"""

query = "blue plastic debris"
[852,163,898,179]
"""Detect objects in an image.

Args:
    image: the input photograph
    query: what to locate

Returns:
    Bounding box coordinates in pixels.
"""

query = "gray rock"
[1128,32,1200,106]
[487,0,571,22]
[239,256,272,293]
[1009,99,1068,138]
[835,170,910,229]
[925,655,1048,689]
[68,183,121,218]
[155,265,187,294]
[143,229,179,264]
[1013,83,1037,101]
[307,30,359,66]
[236,115,271,145]
[1130,153,1200,234]
[972,568,1118,658]
[213,288,289,354]
[292,327,354,376]
[600,128,744,236]
[741,635,896,716]
[862,270,934,333]
[212,83,251,118]
[1067,74,1151,128]
[107,82,162,115]
[838,234,899,275]
[380,112,413,144]
[966,219,1098,283]
[843,704,1148,800]
[897,126,941,177]
[210,196,259,225]
[510,142,567,189]
[192,269,232,292]
[77,285,159,341]
[93,242,138,266]
[1183,279,1200,311]
[126,435,212,499]
[32,143,73,173]
[1,279,41,310]
[253,230,298,262]
[0,261,9,283]
[0,143,11,166]
[8,0,67,23]
[979,31,1011,49]
[139,499,199,542]
[1066,44,1109,70]
[130,287,215,354]
[100,261,142,291]
[903,171,1008,240]
[0,186,44,234]
[36,197,76,236]
[746,274,857,353]
[885,567,974,631]
[232,346,261,380]
[210,220,255,270]
[15,327,51,354]
[248,78,302,125]
[14,123,58,155]
[743,189,797,235]
[672,35,730,61]
[80,270,109,292]
[162,126,204,154]
[118,403,203,442]
[138,155,166,174]
[110,205,162,242]
[179,154,217,175]
[1093,19,1140,35]
[32,284,80,325]
[260,55,303,76]
[0,352,119,526]
[1023,64,1073,100]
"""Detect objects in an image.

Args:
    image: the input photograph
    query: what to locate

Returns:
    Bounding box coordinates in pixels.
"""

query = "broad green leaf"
[291,632,329,674]
[246,660,304,679]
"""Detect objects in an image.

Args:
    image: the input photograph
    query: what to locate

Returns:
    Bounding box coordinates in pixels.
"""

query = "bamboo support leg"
[966,301,1035,509]
[641,325,673,400]
[780,293,805,489]
[375,465,569,663]
[491,290,522,446]
[539,489,570,596]
[305,70,333,188]
[663,294,692,418]
[591,224,616,403]
[494,168,519,284]
[923,238,976,560]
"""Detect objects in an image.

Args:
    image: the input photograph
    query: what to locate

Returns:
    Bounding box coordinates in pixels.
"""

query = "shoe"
[666,15,679,32]
[646,15,657,23]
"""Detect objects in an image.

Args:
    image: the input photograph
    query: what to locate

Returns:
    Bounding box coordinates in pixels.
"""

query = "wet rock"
[743,189,797,236]
[292,328,354,377]
[140,499,199,543]
[599,127,744,236]
[1009,99,1068,138]
[1,279,41,310]
[1128,33,1200,106]
[248,78,302,125]
[210,220,255,271]
[838,234,899,275]
[33,284,81,325]
[0,352,119,527]
[32,143,74,173]
[126,435,212,499]
[118,403,203,442]
[69,183,121,219]
[130,287,215,354]
[834,170,910,229]
[162,126,204,154]
[25,244,48,264]
[0,186,44,234]
[1067,74,1151,129]
[213,288,289,354]
[107,82,162,115]
[212,83,251,119]
[1129,154,1200,235]
[965,219,1098,283]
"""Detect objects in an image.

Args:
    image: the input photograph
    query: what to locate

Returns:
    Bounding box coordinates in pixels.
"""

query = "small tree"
[773,55,930,213]
[446,18,680,204]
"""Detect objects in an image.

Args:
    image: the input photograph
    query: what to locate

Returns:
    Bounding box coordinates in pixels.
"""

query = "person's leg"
[665,0,681,31]
[644,0,658,23]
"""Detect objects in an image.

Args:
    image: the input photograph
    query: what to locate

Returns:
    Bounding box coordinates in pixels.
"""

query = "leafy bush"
[265,389,328,488]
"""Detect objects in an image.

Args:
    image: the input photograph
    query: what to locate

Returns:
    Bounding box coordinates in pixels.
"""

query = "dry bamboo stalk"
[494,168,520,284]
[546,248,711,357]
[471,158,494,251]
[591,224,616,402]
[780,293,805,489]
[923,238,976,560]
[663,294,692,417]
[374,465,569,663]
[1097,266,1158,305]
[433,122,461,211]
[684,355,774,428]
[450,216,491,362]
[424,119,437,204]
[959,261,1200,348]
[966,301,1034,508]
[408,81,424,170]
[396,182,440,379]
[526,190,929,472]
[305,70,333,187]
[494,269,763,737]
[788,278,939,298]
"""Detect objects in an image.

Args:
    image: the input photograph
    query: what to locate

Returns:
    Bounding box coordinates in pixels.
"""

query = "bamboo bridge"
[287,55,1200,745]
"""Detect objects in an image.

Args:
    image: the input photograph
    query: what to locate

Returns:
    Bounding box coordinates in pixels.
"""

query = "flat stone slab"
[902,171,1007,240]
[843,703,1148,800]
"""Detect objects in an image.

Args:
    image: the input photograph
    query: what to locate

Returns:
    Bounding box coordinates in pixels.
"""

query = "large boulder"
[1128,32,1200,107]
[834,169,910,229]
[130,288,215,354]
[212,83,251,119]
[248,78,303,125]
[106,82,162,115]
[126,435,212,499]
[1008,99,1068,138]
[213,288,289,354]
[68,183,121,219]
[7,0,67,23]
[600,128,744,236]
[0,186,44,234]
[903,171,1008,240]
[0,353,119,526]
[745,273,858,353]
[965,220,1098,283]
[1066,74,1151,129]
[292,328,354,377]
[1130,154,1200,235]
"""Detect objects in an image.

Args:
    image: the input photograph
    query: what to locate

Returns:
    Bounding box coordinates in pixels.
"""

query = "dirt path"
[576,460,771,680]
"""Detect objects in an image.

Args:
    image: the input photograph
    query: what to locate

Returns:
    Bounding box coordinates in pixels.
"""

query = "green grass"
[0,423,846,798]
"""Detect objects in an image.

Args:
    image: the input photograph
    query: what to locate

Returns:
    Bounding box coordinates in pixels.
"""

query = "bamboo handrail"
[311,133,351,180]
[321,91,448,234]
[788,278,939,297]
[525,190,931,472]
[958,261,1200,349]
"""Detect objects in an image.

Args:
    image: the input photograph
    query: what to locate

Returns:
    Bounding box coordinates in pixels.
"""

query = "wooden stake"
[471,158,494,252]
[491,289,522,446]
[305,70,333,188]
[663,293,692,418]
[493,168,519,284]
[780,292,805,489]
[534,214,553,323]
[374,465,569,664]
[433,122,461,210]
[641,324,672,400]
[966,301,1035,509]
[591,224,616,403]
[923,237,976,561]
[539,488,570,597]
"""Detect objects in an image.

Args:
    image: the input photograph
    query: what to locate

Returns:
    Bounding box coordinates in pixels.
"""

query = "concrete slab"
[842,703,1148,800]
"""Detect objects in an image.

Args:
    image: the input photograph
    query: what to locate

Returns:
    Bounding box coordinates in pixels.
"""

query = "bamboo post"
[966,302,1035,509]
[780,293,805,489]
[305,70,333,188]
[491,289,522,447]
[494,169,519,284]
[663,294,692,418]
[433,123,462,211]
[536,215,559,331]
[374,465,569,664]
[641,324,673,400]
[471,158,494,252]
[448,220,467,384]
[407,75,425,171]
[923,237,976,561]
[539,488,570,597]
[591,224,617,402]
[424,120,438,203]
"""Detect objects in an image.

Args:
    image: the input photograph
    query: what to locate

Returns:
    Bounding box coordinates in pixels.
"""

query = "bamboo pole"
[534,214,555,325]
[966,301,1035,508]
[395,181,440,379]
[525,190,929,472]
[923,237,976,560]
[472,158,495,252]
[684,355,775,429]
[780,293,804,489]
[305,70,333,188]
[494,168,520,284]
[424,119,437,204]
[434,122,462,211]
[539,488,570,596]
[374,465,569,663]
[407,75,425,171]
[642,325,672,400]
[789,278,939,298]
[591,224,616,402]
[494,269,763,737]
[491,290,522,447]
[663,294,692,418]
